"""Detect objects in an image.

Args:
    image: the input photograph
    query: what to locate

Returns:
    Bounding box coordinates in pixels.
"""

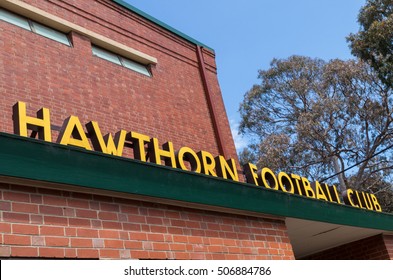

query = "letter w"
[86,121,127,156]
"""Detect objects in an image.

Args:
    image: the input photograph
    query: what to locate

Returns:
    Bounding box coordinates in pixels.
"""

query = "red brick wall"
[384,235,393,259]
[303,234,393,260]
[0,0,291,260]
[0,0,238,163]
[0,183,294,260]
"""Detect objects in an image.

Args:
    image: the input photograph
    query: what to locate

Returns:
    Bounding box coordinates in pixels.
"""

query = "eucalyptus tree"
[239,56,393,211]
[348,0,393,88]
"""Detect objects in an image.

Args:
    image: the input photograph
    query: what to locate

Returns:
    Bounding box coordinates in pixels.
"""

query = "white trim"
[0,0,157,65]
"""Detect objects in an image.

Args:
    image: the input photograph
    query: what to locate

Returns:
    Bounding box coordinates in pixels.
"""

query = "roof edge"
[111,0,214,52]
[1,132,393,232]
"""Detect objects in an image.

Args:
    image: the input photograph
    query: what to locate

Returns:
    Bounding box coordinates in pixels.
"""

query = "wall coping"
[0,132,392,231]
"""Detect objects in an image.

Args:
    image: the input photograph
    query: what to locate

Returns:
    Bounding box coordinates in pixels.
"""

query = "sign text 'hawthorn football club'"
[12,101,382,212]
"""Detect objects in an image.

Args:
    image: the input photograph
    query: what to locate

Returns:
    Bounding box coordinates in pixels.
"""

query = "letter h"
[13,101,51,142]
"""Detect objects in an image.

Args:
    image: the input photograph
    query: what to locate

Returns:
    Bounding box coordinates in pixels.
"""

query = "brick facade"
[384,235,393,259]
[1,0,392,261]
[0,0,295,260]
[303,234,393,260]
[0,0,238,162]
[0,183,294,260]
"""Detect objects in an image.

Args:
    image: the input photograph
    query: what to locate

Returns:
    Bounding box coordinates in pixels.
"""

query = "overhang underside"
[0,132,392,259]
[285,217,386,258]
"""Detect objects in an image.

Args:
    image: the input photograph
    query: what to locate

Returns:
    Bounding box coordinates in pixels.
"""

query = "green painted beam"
[0,132,392,230]
[111,0,214,52]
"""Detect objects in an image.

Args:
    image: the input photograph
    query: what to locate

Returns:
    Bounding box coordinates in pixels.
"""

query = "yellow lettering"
[198,151,217,177]
[13,101,51,142]
[130,131,150,162]
[86,121,126,156]
[314,181,328,201]
[149,138,176,168]
[355,190,366,209]
[278,172,294,193]
[243,163,259,186]
[370,194,382,212]
[215,156,239,181]
[260,167,278,190]
[176,147,201,173]
[343,189,358,207]
[301,177,315,198]
[58,116,91,150]
[362,192,374,210]
[332,185,342,204]
[324,183,333,202]
[291,174,303,195]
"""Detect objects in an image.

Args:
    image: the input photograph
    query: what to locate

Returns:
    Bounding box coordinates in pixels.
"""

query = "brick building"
[0,0,392,260]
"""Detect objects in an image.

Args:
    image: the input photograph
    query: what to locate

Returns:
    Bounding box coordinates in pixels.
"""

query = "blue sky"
[124,0,365,150]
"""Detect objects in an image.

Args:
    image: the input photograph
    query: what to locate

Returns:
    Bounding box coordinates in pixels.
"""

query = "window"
[92,45,151,77]
[0,9,71,46]
[0,9,30,30]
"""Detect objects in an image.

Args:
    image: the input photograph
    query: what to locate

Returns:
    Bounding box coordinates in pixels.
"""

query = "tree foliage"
[239,56,393,211]
[348,0,393,87]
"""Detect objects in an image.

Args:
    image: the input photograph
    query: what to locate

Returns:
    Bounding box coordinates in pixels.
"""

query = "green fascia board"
[0,132,393,231]
[111,0,214,52]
